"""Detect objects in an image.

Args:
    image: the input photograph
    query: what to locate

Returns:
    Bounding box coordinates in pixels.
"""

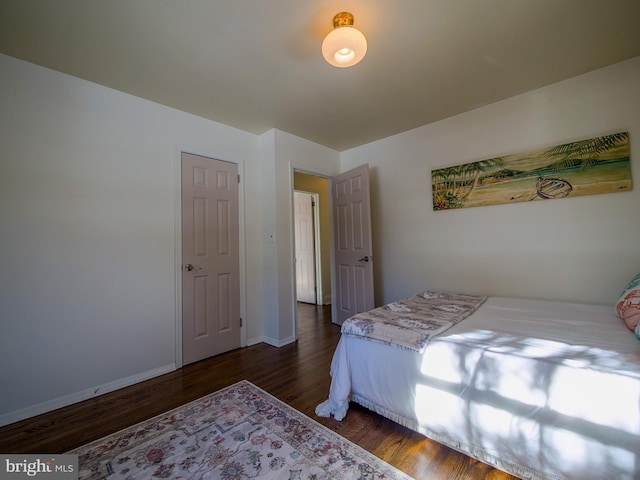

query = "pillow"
[616,273,640,331]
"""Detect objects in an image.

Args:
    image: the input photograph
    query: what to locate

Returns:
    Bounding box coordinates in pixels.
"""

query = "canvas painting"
[431,131,632,210]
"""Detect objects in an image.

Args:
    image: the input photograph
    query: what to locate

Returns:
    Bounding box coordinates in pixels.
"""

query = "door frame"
[174,147,247,369]
[293,190,322,305]
[290,164,336,339]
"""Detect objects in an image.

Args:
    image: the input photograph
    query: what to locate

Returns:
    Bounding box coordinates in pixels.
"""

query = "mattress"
[318,297,640,480]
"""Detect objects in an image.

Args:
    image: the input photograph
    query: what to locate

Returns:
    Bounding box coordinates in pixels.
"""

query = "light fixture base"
[333,12,354,28]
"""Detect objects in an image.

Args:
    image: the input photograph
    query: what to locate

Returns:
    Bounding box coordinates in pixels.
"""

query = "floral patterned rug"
[70,380,413,479]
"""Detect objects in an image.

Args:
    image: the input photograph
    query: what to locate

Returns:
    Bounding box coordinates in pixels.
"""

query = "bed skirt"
[351,394,566,480]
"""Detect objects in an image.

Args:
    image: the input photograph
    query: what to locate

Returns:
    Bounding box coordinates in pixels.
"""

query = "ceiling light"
[322,12,367,68]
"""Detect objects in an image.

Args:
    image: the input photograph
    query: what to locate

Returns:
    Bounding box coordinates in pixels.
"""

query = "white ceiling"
[2,0,640,151]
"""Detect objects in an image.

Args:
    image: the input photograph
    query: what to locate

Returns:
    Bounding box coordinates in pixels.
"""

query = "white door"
[294,191,316,303]
[332,164,374,324]
[181,152,240,365]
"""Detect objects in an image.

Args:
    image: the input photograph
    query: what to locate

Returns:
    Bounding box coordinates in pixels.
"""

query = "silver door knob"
[184,263,201,271]
[358,256,370,262]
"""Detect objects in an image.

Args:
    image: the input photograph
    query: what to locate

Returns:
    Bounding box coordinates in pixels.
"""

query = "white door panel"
[294,191,316,303]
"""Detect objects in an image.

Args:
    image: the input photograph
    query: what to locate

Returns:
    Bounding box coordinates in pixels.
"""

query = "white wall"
[252,130,340,345]
[0,54,338,426]
[244,131,278,345]
[273,131,340,340]
[0,53,258,424]
[342,56,640,307]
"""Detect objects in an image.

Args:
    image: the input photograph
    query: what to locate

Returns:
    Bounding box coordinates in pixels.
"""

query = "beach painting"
[431,131,632,210]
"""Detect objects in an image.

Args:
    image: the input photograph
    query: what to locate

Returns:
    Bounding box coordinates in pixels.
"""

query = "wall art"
[431,131,631,210]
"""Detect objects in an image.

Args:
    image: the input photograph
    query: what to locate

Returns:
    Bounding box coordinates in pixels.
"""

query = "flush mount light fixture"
[322,12,367,68]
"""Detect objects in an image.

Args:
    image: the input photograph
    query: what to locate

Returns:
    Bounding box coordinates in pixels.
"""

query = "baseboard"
[246,336,264,347]
[247,335,296,348]
[274,335,296,347]
[0,363,176,428]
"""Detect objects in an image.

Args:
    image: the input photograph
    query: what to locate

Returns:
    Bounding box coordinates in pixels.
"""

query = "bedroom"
[1,1,640,478]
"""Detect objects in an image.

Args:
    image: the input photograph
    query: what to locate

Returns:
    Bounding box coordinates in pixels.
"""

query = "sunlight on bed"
[549,362,640,432]
[415,329,640,476]
[544,424,636,475]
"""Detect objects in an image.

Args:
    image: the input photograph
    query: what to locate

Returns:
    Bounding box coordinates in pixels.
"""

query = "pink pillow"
[616,273,640,331]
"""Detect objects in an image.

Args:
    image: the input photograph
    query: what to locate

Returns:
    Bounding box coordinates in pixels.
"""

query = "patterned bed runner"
[341,291,487,353]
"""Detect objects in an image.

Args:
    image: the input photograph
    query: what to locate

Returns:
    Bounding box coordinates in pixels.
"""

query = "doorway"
[294,191,319,304]
[292,165,373,336]
[293,172,331,309]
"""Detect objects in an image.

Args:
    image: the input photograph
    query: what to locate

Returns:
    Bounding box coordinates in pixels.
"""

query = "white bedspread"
[316,297,640,480]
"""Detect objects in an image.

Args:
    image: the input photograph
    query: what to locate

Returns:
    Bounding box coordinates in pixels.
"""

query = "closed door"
[181,152,240,365]
[332,164,374,324]
[294,191,317,304]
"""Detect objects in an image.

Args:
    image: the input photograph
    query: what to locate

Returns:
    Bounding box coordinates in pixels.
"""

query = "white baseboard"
[246,336,264,346]
[273,335,296,347]
[0,363,176,428]
[247,335,296,348]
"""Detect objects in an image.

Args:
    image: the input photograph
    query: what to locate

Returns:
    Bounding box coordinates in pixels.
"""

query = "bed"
[316,282,640,480]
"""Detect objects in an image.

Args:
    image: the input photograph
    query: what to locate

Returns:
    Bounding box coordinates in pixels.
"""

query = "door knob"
[358,256,370,262]
[184,263,201,271]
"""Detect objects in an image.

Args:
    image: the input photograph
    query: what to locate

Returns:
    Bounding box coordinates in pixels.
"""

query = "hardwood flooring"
[0,303,516,479]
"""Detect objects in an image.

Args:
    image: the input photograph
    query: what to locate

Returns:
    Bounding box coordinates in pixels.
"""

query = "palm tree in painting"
[543,132,628,170]
[520,132,628,200]
[460,157,505,200]
[432,157,505,209]
[431,166,463,209]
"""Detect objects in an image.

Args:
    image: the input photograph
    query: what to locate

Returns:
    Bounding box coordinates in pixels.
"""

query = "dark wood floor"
[0,303,516,479]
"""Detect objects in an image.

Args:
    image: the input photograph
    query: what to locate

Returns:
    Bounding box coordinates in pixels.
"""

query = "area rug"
[70,380,414,479]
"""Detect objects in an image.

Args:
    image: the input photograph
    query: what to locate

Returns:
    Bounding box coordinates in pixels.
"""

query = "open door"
[331,164,374,324]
